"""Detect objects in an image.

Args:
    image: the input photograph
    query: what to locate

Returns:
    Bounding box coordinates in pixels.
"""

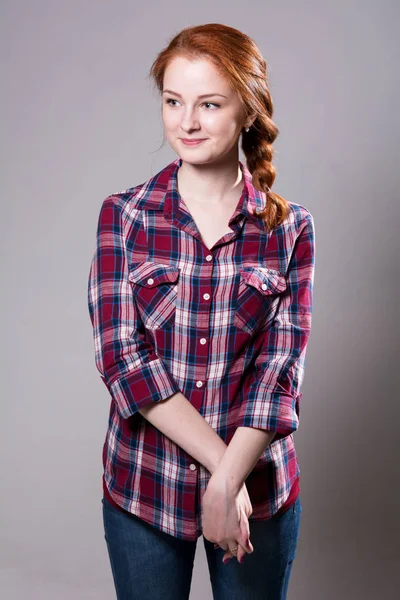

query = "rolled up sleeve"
[235,214,316,441]
[87,196,180,419]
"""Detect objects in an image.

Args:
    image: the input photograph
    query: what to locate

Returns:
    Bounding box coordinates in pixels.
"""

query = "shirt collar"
[138,157,268,232]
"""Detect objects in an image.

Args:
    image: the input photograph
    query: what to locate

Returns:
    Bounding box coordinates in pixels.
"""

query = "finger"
[240,509,251,552]
[242,509,254,554]
[236,545,245,563]
[222,547,233,561]
[235,510,246,562]
[223,551,234,563]
[224,537,245,563]
[222,541,236,563]
[238,506,253,556]
[234,505,245,562]
[242,486,253,516]
[219,543,230,561]
[222,508,249,563]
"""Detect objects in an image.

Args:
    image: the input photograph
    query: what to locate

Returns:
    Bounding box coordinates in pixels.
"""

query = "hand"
[202,474,254,564]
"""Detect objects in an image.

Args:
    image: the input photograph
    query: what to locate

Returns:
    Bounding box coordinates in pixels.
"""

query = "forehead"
[163,56,232,94]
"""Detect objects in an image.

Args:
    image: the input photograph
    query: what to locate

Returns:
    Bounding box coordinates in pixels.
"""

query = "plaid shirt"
[87,157,315,541]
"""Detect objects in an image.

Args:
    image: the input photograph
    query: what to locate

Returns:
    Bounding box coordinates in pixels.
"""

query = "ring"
[229,545,239,553]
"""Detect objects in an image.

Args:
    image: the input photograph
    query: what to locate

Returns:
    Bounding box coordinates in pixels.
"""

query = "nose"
[180,108,200,132]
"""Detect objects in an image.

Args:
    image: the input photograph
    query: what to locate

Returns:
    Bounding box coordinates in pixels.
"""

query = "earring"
[245,127,250,132]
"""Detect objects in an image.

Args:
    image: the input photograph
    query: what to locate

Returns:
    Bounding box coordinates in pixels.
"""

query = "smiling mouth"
[180,138,207,144]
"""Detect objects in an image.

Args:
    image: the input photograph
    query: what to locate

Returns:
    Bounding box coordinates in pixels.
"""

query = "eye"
[203,102,220,109]
[164,98,220,109]
[165,98,179,107]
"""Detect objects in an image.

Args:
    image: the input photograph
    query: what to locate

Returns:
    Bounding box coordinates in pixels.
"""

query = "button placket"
[190,253,213,410]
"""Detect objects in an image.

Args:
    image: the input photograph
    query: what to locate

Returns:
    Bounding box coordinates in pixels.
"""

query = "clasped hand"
[202,473,254,564]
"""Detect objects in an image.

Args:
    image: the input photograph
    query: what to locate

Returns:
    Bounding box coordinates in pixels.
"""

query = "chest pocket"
[128,261,180,330]
[234,265,287,335]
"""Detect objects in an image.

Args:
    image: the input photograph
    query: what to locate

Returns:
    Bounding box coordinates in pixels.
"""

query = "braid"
[241,92,290,232]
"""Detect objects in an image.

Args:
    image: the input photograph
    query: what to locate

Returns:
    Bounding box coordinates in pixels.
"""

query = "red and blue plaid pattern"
[87,157,315,540]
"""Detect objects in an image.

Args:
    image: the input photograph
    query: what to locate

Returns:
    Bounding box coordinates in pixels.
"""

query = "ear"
[245,114,257,129]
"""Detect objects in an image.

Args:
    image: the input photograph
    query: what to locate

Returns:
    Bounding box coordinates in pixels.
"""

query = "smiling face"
[162,56,249,165]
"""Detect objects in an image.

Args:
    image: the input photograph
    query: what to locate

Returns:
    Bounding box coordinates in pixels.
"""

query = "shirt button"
[261,283,267,290]
[203,293,210,300]
[196,380,203,388]
[200,338,207,345]
[147,278,154,285]
[206,254,212,261]
[189,463,197,470]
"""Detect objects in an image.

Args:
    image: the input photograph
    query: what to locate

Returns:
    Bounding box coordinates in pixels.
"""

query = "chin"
[179,153,212,165]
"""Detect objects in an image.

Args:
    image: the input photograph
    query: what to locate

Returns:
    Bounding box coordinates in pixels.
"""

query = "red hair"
[148,23,290,232]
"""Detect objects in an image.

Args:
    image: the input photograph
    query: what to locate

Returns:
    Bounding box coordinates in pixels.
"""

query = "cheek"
[211,117,241,138]
[162,110,179,130]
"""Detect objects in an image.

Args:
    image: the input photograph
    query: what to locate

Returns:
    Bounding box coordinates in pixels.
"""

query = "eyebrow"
[162,89,228,99]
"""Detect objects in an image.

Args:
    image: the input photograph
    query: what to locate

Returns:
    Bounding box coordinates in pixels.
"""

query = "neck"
[177,153,243,206]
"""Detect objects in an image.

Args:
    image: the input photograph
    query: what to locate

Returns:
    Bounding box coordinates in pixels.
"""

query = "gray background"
[1,1,399,598]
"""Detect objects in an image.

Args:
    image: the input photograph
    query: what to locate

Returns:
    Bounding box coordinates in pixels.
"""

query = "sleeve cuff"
[102,358,181,419]
[235,382,301,442]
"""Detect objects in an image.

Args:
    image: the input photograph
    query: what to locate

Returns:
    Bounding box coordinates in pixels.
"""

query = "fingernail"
[239,556,245,564]
[246,538,251,548]
[223,557,230,564]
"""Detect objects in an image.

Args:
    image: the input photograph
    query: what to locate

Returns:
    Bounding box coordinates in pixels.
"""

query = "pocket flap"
[128,261,180,287]
[239,266,287,295]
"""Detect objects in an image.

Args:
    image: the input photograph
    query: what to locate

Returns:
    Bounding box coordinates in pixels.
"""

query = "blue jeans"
[102,493,302,600]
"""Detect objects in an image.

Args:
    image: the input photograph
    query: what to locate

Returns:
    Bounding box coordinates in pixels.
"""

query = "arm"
[87,196,228,471]
[234,214,315,439]
[87,196,181,419]
[138,392,227,474]
[206,427,276,494]
[211,214,316,490]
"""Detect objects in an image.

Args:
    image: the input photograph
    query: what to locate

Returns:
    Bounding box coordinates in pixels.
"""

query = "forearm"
[138,391,227,474]
[210,426,276,494]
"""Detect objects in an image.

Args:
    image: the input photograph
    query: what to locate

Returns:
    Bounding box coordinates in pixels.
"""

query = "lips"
[180,138,207,145]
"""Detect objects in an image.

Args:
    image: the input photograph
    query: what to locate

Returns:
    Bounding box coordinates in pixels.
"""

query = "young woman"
[88,22,315,600]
